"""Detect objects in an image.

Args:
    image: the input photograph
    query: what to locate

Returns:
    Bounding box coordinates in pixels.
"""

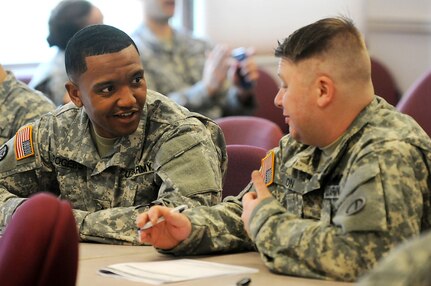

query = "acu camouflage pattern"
[0,71,55,145]
[357,230,431,286]
[131,24,254,119]
[0,90,227,245]
[164,97,431,282]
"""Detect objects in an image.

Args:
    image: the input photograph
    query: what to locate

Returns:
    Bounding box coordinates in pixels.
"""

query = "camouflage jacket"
[358,229,431,286]
[0,90,227,245]
[131,24,255,119]
[0,71,55,145]
[165,97,431,281]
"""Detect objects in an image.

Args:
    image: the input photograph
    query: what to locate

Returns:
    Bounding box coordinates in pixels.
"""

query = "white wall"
[194,0,431,96]
[366,0,431,95]
[194,0,365,53]
[193,0,366,79]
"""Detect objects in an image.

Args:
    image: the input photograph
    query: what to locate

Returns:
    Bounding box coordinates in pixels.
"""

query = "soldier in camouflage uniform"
[0,24,227,245]
[136,17,431,281]
[131,0,259,119]
[357,229,431,286]
[0,64,55,146]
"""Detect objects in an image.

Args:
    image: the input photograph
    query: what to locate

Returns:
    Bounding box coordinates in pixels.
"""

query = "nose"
[117,87,137,107]
[274,89,283,109]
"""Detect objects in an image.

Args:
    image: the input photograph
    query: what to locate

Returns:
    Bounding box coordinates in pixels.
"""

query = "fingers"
[246,47,256,57]
[209,44,230,65]
[136,205,167,229]
[239,57,259,81]
[251,170,271,199]
[241,191,257,204]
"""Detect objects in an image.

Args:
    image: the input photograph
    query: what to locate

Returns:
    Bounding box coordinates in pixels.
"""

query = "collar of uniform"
[314,97,379,179]
[92,106,148,176]
[56,105,148,172]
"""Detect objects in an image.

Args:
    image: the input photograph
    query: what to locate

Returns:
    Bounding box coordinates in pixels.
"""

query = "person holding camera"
[131,0,259,119]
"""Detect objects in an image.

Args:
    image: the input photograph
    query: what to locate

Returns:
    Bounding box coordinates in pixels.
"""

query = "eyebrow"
[93,80,114,90]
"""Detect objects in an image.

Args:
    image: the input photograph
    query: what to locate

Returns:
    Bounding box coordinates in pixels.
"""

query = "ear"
[316,75,334,108]
[65,81,83,107]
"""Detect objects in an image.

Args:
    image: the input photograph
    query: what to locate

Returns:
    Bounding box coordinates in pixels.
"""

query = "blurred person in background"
[29,0,103,106]
[0,64,55,145]
[132,0,259,119]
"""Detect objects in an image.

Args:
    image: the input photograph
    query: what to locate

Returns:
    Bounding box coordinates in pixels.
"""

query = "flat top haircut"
[275,16,370,82]
[65,24,140,82]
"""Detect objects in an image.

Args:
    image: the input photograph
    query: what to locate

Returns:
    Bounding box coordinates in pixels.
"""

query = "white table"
[77,243,354,286]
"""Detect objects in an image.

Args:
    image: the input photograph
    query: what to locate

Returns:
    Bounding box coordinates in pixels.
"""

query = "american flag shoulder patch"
[260,150,275,186]
[15,125,35,160]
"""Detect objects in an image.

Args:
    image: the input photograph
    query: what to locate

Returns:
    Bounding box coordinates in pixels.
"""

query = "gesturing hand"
[241,170,272,236]
[202,44,231,96]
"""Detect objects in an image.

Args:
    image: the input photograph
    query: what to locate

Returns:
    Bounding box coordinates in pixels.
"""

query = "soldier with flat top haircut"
[136,17,431,281]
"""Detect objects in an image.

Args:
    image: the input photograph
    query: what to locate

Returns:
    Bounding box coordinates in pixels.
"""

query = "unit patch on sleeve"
[15,126,35,160]
[260,150,275,186]
[0,145,8,161]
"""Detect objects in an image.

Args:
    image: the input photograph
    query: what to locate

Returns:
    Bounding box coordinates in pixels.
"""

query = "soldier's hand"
[136,205,192,249]
[241,170,272,236]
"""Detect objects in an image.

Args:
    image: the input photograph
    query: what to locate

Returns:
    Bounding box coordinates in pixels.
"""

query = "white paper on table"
[98,258,259,284]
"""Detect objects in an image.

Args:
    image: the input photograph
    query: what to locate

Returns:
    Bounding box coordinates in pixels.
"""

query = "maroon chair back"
[371,58,400,106]
[216,116,283,151]
[0,193,78,286]
[223,145,268,198]
[397,68,431,138]
[253,68,288,133]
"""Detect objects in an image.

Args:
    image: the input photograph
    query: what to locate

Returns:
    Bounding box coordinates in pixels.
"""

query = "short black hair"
[65,24,139,82]
[47,0,93,50]
[275,17,362,62]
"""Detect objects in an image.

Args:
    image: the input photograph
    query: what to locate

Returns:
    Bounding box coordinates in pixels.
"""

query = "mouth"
[115,112,134,118]
[113,109,140,122]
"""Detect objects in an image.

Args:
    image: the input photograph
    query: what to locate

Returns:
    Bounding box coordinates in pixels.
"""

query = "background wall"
[366,0,431,94]
[193,0,431,97]
[193,0,365,84]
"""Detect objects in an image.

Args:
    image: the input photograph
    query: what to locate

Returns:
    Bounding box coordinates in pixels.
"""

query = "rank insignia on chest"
[15,125,34,160]
[260,150,275,186]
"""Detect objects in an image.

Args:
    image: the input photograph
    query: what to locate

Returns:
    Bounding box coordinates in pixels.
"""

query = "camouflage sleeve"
[151,123,224,206]
[73,207,143,245]
[159,187,255,256]
[13,94,55,132]
[0,126,51,231]
[248,141,428,282]
[75,122,224,245]
[74,193,220,245]
[0,185,27,233]
[167,81,214,110]
[357,230,431,286]
[223,86,256,116]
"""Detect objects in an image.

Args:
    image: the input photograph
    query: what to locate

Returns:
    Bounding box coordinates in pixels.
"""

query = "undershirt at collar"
[318,135,344,165]
[90,124,118,158]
